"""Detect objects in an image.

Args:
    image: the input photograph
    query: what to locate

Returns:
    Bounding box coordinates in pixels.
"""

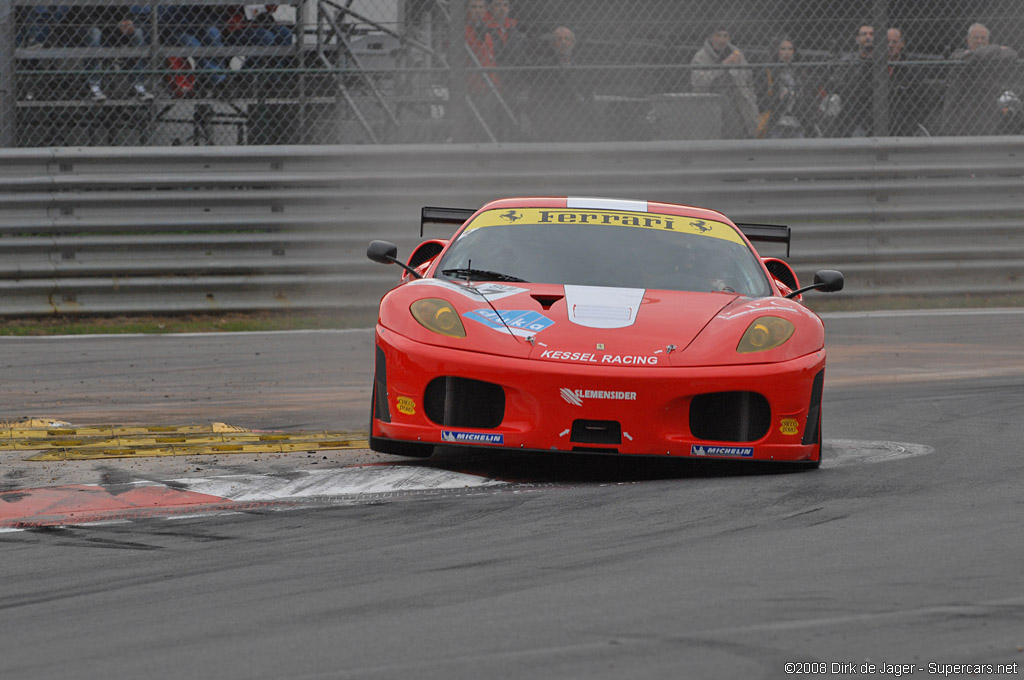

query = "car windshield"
[436,207,772,296]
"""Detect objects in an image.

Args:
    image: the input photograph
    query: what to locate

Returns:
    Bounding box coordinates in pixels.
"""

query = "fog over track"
[2,309,1023,679]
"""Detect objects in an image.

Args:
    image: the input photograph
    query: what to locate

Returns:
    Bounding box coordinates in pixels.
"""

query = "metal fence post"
[871,0,890,137]
[0,3,15,147]
[447,0,467,142]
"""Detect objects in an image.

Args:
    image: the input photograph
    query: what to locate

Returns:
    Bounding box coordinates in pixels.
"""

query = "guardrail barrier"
[1,137,1022,316]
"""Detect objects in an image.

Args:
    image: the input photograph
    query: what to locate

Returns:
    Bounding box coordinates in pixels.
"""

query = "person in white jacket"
[690,26,759,138]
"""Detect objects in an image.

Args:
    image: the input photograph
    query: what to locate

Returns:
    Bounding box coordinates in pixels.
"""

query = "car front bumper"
[372,325,825,463]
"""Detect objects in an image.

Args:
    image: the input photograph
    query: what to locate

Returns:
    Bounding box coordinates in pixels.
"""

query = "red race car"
[367,197,843,467]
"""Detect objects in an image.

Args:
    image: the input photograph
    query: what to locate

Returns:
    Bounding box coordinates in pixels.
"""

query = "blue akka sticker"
[464,309,555,335]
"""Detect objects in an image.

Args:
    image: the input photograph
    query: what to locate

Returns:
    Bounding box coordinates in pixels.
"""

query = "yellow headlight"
[410,298,466,338]
[737,316,795,353]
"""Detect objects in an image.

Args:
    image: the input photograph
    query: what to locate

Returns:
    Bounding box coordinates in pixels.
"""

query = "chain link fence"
[2,0,1023,146]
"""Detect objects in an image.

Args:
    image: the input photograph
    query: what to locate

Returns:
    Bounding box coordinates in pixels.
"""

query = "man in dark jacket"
[827,24,874,137]
[942,23,1020,136]
[886,27,927,136]
[525,26,595,142]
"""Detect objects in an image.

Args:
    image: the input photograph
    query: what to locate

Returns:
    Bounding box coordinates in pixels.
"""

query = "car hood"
[392,279,822,367]
[517,284,731,366]
[449,282,735,365]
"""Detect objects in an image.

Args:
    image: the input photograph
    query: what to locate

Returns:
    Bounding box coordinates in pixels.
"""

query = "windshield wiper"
[441,268,528,283]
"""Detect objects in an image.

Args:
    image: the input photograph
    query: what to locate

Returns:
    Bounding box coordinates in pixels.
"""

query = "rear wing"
[421,207,792,258]
[421,206,475,237]
[735,223,791,258]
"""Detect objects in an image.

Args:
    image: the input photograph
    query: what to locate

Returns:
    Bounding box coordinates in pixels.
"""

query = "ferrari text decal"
[465,309,555,336]
[441,430,504,445]
[540,350,659,365]
[465,209,746,245]
[691,445,754,457]
[538,210,677,229]
[560,388,637,406]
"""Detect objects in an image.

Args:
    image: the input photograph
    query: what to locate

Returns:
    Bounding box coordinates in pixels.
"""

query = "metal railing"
[1,136,1022,316]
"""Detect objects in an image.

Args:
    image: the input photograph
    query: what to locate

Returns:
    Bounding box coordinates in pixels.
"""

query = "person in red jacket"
[485,0,519,58]
[464,0,502,139]
[465,0,498,95]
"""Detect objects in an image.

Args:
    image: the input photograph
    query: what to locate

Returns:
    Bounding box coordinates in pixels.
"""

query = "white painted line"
[0,328,373,341]
[163,511,248,521]
[820,307,1024,320]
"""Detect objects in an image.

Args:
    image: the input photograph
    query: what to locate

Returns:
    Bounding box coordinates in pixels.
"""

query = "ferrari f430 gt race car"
[367,197,843,467]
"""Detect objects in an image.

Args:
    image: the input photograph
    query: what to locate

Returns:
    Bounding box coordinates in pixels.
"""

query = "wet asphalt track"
[2,310,1024,680]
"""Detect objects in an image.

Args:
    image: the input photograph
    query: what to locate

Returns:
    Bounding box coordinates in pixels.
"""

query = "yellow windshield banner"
[464,208,746,246]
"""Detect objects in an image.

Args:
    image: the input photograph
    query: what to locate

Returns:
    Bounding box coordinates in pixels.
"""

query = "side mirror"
[812,269,844,293]
[367,240,422,279]
[784,269,844,298]
[367,240,399,265]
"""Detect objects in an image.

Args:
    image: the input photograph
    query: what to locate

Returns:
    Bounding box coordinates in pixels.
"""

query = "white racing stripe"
[566,197,648,212]
[564,285,645,329]
[165,466,507,502]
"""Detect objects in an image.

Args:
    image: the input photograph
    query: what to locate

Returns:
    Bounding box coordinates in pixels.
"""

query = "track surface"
[2,311,1024,679]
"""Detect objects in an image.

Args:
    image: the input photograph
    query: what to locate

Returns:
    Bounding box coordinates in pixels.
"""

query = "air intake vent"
[764,259,798,290]
[424,376,505,428]
[373,345,390,423]
[802,370,825,445]
[690,391,770,442]
[570,419,622,445]
[408,242,444,269]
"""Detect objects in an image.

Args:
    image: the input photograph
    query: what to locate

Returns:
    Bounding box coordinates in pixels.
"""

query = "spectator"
[224,5,294,86]
[159,5,229,90]
[485,0,522,64]
[942,23,1020,135]
[690,25,759,139]
[485,0,526,139]
[757,36,814,138]
[886,27,926,136]
[226,5,292,48]
[72,5,154,102]
[17,6,68,48]
[960,22,993,55]
[465,0,498,95]
[15,6,69,101]
[526,26,595,141]
[464,0,501,139]
[827,23,874,137]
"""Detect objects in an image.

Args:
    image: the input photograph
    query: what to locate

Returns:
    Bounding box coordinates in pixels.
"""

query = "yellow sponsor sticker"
[396,396,416,416]
[779,418,800,436]
[464,208,746,246]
